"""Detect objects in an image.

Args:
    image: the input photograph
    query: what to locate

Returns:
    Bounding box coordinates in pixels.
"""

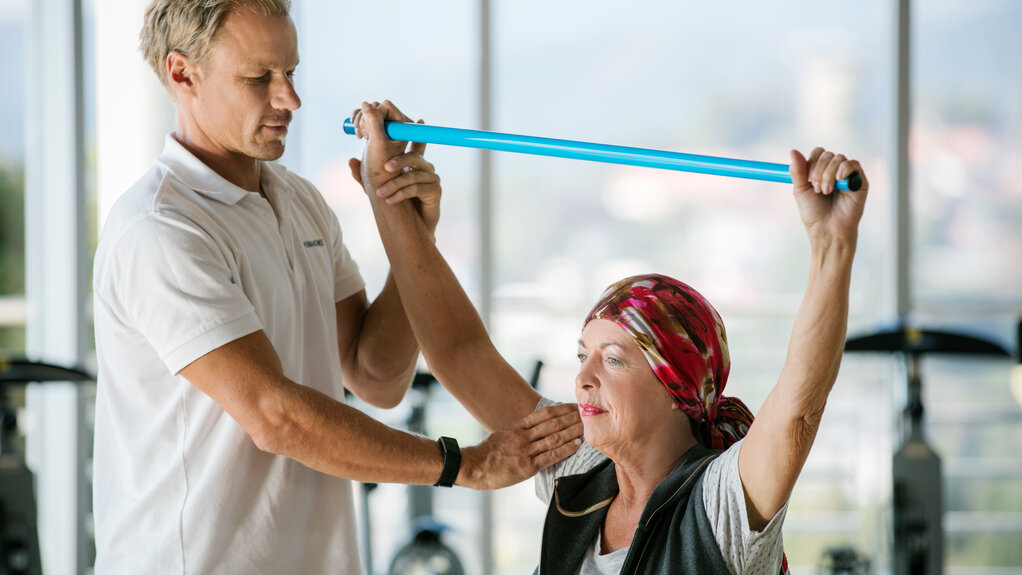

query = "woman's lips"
[579,403,608,417]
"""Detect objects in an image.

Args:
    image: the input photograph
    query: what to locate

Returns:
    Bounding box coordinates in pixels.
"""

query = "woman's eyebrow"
[577,340,625,351]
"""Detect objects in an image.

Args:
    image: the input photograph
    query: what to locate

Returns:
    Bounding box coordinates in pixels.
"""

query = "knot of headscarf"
[584,274,754,450]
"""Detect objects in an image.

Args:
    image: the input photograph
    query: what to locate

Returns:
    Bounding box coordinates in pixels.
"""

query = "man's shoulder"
[97,162,214,260]
[105,164,188,225]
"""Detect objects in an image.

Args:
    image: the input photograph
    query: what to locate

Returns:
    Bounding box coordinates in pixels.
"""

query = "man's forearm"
[258,376,581,490]
[262,379,446,483]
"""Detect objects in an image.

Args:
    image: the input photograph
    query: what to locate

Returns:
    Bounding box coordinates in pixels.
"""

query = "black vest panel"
[535,444,733,575]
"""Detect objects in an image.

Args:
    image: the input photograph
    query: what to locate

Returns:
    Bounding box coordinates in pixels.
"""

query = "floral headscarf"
[584,274,754,450]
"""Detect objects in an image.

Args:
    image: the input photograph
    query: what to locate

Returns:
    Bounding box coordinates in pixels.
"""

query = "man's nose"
[272,75,301,111]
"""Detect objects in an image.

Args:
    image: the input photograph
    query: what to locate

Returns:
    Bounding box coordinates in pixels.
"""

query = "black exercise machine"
[845,325,1013,575]
[0,357,93,575]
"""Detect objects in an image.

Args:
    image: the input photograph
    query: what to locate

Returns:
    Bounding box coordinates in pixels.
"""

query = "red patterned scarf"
[584,274,754,450]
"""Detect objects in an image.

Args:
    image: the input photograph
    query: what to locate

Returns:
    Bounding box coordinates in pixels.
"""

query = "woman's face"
[575,319,685,456]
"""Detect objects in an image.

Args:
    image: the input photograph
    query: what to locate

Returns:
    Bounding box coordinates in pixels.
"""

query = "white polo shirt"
[93,134,366,574]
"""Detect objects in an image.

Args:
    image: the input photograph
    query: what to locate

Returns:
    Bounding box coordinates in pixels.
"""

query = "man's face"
[188,7,300,162]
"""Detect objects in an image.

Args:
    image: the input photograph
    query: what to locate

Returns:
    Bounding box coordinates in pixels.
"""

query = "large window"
[912,0,1022,571]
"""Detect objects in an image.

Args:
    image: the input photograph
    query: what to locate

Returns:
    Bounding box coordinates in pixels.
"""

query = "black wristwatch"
[434,436,461,488]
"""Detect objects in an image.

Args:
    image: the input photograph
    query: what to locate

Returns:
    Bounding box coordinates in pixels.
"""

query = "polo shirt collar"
[157,133,260,205]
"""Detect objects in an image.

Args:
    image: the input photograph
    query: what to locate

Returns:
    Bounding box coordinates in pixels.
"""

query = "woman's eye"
[577,353,587,363]
[607,356,623,366]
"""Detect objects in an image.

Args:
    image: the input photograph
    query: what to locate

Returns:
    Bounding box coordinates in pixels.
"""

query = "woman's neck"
[598,438,694,554]
[612,434,697,506]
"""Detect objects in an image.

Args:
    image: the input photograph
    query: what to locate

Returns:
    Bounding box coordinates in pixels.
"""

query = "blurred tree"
[0,162,25,350]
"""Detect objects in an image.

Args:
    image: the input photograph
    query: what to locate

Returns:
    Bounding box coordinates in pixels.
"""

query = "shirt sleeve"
[533,397,608,505]
[97,210,263,375]
[701,438,788,575]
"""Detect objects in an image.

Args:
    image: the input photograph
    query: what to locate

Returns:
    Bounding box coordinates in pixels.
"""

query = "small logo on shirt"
[303,239,325,247]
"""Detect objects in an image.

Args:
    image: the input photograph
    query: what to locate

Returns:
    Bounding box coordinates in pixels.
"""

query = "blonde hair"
[140,0,292,91]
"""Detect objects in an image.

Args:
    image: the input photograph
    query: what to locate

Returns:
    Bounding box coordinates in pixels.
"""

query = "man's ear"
[166,51,197,99]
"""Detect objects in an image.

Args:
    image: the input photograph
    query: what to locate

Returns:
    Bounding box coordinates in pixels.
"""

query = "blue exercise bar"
[342,119,862,192]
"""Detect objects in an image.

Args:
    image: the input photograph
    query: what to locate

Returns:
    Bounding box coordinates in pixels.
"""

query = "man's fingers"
[376,170,438,196]
[532,437,582,470]
[527,421,584,456]
[384,152,434,175]
[523,408,581,436]
[515,403,579,431]
[379,181,441,206]
[521,410,583,446]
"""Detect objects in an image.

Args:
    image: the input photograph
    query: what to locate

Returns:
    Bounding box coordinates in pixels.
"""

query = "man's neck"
[172,129,261,193]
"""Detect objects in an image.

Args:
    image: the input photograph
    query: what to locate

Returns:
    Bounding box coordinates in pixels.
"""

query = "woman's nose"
[575,359,599,390]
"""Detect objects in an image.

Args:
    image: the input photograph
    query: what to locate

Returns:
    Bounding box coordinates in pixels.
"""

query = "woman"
[351,102,868,574]
[533,274,784,574]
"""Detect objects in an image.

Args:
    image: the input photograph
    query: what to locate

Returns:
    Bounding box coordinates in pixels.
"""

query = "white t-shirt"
[535,399,787,575]
[92,134,366,574]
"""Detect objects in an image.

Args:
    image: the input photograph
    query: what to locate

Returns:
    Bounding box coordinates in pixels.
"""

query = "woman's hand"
[789,147,869,248]
[347,100,442,235]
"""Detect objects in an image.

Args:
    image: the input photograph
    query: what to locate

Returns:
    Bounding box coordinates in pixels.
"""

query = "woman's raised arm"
[738,147,869,530]
[351,102,547,433]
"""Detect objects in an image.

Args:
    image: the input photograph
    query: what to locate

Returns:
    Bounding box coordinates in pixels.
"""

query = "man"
[92,1,581,573]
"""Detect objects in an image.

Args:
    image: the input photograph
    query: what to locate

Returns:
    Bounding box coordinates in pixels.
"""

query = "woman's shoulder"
[533,397,608,504]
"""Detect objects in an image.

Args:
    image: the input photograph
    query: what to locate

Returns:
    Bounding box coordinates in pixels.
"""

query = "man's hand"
[457,403,583,490]
[348,100,442,235]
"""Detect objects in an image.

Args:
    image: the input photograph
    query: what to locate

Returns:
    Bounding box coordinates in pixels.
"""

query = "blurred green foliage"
[0,162,25,351]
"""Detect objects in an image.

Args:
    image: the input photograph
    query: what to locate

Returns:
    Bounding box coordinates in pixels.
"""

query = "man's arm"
[179,330,581,487]
[335,279,417,409]
[738,147,868,530]
[350,103,550,433]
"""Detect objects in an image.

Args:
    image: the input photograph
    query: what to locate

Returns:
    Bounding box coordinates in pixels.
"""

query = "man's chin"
[251,140,286,161]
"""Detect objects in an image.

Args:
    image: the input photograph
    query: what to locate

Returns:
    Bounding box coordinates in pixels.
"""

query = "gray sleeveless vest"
[534,443,733,574]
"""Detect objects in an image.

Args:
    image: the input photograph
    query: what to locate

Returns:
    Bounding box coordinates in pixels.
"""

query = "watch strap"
[434,436,461,488]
